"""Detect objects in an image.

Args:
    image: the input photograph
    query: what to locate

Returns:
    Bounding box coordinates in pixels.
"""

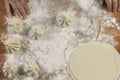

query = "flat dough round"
[104,44,120,80]
[69,42,120,80]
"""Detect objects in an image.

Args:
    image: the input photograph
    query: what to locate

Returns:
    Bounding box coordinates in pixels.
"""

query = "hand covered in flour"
[5,0,30,19]
[99,0,120,12]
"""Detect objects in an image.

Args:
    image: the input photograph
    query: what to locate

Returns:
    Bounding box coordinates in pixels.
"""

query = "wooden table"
[0,0,8,80]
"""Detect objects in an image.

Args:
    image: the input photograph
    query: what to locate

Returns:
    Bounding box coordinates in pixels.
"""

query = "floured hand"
[5,0,30,19]
[99,0,120,12]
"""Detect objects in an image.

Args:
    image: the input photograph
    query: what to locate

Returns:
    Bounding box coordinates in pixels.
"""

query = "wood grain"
[111,12,120,24]
[0,0,8,80]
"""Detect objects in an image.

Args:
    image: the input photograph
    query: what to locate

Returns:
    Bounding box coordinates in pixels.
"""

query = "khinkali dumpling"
[2,60,18,78]
[24,58,40,77]
[56,12,72,28]
[28,25,44,40]
[4,38,21,53]
[7,17,24,34]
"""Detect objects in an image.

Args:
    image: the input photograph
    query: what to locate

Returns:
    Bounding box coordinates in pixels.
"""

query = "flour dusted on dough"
[2,60,18,78]
[21,39,31,52]
[69,42,120,80]
[7,17,24,34]
[23,58,40,78]
[23,77,34,80]
[4,37,21,53]
[56,12,72,28]
[28,25,44,40]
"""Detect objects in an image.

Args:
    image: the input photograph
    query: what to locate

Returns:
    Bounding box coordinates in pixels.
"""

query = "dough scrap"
[28,25,44,40]
[56,12,72,28]
[69,42,120,80]
[2,60,18,78]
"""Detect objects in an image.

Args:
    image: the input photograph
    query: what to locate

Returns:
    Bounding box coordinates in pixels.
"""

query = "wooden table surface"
[0,0,8,80]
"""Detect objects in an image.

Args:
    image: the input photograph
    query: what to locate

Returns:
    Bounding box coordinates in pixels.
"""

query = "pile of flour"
[4,0,120,80]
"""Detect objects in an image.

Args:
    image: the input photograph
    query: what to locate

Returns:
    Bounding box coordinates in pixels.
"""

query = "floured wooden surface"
[0,0,8,80]
[1,0,120,80]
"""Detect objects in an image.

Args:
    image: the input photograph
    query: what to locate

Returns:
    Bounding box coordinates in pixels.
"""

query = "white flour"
[4,0,120,80]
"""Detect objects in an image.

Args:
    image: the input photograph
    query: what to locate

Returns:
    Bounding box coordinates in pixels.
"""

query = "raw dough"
[7,17,24,34]
[104,44,120,80]
[4,37,21,53]
[23,58,40,77]
[28,25,44,40]
[2,60,18,78]
[56,12,72,28]
[69,42,120,80]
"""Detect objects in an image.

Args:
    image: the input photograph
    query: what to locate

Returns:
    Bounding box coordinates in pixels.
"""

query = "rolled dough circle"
[69,42,120,80]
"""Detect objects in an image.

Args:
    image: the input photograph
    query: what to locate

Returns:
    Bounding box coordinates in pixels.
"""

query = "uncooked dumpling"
[24,58,40,77]
[2,60,18,78]
[56,12,72,28]
[69,42,120,80]
[4,38,21,53]
[28,25,44,40]
[7,17,24,34]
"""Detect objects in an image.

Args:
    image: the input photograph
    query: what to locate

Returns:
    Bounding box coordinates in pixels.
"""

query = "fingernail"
[21,17,24,19]
[100,1,103,5]
[28,11,31,15]
[118,9,120,12]
[24,16,27,19]
[108,8,112,12]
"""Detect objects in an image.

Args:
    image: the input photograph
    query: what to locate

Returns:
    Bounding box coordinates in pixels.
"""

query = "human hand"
[5,0,30,19]
[99,0,120,12]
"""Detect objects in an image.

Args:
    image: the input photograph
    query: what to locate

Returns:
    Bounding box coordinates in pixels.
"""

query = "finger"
[26,0,30,3]
[99,0,104,5]
[118,0,120,11]
[105,0,112,11]
[5,0,12,17]
[20,0,30,15]
[9,1,23,19]
[15,0,27,19]
[113,0,118,12]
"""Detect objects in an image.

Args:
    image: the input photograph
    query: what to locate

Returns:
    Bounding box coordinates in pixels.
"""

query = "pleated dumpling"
[4,37,21,53]
[24,58,40,77]
[2,60,18,78]
[56,12,72,28]
[7,17,24,34]
[28,25,44,40]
